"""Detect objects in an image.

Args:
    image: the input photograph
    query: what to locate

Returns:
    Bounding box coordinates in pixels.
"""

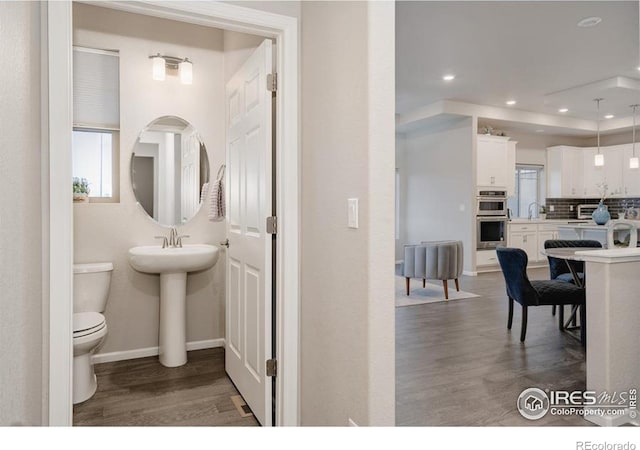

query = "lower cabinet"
[476,249,498,267]
[509,232,539,262]
[508,223,561,264]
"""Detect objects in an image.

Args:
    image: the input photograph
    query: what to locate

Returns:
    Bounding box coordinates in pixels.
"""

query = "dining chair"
[496,247,586,343]
[543,239,601,323]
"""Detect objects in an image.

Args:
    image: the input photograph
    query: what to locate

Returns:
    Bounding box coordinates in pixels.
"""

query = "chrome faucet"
[155,227,190,248]
[528,202,542,221]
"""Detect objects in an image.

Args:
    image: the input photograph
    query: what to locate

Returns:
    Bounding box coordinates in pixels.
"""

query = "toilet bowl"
[73,312,108,404]
[73,262,113,405]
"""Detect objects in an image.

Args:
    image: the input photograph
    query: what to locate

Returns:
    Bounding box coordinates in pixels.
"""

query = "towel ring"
[216,164,226,181]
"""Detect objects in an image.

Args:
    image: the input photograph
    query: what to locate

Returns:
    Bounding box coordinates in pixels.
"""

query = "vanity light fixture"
[630,104,639,169]
[594,98,604,167]
[179,58,193,85]
[151,54,165,81]
[150,54,193,85]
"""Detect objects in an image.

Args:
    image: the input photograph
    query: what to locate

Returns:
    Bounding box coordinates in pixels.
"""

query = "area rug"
[395,276,480,307]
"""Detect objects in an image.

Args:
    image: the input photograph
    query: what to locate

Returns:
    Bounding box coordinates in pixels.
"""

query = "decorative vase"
[592,201,610,225]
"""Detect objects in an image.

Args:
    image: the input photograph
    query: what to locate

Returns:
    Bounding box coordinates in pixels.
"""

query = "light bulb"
[594,153,604,167]
[630,157,639,169]
[152,55,165,81]
[179,58,193,85]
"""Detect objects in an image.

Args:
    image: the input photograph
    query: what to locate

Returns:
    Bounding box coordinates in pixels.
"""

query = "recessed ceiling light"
[604,114,615,119]
[637,66,640,71]
[442,74,455,81]
[577,16,602,28]
[506,100,516,106]
[558,108,569,113]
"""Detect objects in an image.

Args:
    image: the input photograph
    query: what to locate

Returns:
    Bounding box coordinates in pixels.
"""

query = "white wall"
[72,4,226,356]
[399,117,475,273]
[0,1,45,425]
[301,0,395,426]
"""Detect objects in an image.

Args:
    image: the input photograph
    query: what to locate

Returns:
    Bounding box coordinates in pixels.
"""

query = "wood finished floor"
[396,267,590,426]
[73,347,259,426]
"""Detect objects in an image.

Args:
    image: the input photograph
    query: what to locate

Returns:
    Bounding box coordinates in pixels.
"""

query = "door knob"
[220,238,230,248]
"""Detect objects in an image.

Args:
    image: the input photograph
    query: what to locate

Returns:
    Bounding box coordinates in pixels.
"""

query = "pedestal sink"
[128,244,219,367]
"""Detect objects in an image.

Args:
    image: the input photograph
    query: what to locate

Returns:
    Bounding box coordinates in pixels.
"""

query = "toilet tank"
[73,263,113,313]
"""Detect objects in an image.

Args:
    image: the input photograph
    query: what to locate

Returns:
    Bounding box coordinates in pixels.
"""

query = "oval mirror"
[131,116,209,226]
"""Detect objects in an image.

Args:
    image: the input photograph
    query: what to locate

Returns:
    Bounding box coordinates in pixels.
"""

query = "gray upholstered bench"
[398,240,464,299]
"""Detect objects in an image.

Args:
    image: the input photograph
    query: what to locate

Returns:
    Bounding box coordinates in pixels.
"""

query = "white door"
[225,40,273,426]
[181,127,200,223]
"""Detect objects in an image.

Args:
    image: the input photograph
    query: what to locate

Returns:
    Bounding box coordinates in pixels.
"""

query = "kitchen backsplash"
[545,197,640,220]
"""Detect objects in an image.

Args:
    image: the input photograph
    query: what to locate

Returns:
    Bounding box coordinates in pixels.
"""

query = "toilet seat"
[73,312,106,338]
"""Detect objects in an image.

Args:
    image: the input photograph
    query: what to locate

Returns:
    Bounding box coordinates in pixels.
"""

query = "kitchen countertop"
[508,218,590,224]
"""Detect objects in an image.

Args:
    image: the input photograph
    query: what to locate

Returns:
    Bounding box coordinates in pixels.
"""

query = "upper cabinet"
[547,144,636,198]
[477,135,516,195]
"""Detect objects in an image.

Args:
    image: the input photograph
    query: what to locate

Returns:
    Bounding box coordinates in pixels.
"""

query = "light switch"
[459,204,466,212]
[549,205,555,212]
[348,198,359,229]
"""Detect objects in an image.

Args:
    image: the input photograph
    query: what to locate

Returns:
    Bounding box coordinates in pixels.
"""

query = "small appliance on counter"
[577,204,598,220]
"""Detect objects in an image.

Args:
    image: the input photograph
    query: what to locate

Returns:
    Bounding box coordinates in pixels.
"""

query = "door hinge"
[267,73,277,92]
[266,216,277,234]
[266,358,277,377]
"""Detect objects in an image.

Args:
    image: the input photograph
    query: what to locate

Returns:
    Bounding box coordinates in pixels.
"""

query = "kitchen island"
[557,220,639,248]
[576,247,640,426]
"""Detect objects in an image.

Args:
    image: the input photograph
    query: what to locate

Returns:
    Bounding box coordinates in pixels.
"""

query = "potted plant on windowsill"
[539,205,547,220]
[73,177,90,203]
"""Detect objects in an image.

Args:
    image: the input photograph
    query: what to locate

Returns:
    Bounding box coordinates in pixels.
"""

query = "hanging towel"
[200,182,209,204]
[208,177,225,221]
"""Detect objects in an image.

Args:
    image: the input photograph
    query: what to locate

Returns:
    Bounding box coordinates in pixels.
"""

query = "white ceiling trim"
[397,100,635,134]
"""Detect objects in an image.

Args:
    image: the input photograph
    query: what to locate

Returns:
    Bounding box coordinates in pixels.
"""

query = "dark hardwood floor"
[73,347,259,426]
[396,267,590,426]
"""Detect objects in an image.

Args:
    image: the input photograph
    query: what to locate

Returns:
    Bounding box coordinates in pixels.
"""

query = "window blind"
[73,47,120,130]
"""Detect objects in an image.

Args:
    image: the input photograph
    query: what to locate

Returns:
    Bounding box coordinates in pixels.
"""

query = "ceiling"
[396,1,640,124]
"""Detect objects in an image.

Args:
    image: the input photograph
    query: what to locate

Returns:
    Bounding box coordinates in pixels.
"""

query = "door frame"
[46,0,299,426]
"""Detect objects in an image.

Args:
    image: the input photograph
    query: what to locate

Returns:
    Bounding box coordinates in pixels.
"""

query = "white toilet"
[73,262,113,404]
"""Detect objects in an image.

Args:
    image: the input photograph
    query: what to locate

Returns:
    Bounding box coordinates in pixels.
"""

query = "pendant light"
[594,98,604,167]
[630,105,639,169]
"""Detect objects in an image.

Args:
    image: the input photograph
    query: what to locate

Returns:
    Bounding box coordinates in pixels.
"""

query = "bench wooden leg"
[454,278,460,292]
[443,280,449,300]
[405,277,410,296]
[423,278,426,288]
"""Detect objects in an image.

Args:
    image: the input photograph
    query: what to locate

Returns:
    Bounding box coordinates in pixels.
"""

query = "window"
[508,165,545,218]
[72,46,120,201]
[72,130,115,198]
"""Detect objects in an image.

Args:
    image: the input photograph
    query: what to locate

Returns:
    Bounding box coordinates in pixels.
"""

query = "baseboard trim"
[92,338,226,365]
[463,270,478,277]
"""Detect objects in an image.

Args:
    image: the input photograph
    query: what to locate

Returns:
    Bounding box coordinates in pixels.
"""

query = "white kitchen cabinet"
[509,232,538,262]
[477,135,512,188]
[549,145,636,199]
[538,230,556,258]
[622,144,640,196]
[582,148,601,198]
[506,141,517,196]
[476,249,499,267]
[547,146,583,198]
[602,146,624,196]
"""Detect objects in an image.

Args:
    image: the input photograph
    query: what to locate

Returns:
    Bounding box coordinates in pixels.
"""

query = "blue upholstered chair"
[543,239,602,320]
[496,247,586,343]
